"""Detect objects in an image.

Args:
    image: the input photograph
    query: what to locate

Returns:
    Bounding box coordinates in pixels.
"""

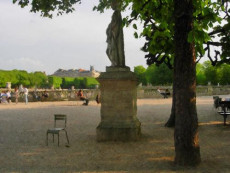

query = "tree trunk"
[165,81,175,127]
[173,0,201,166]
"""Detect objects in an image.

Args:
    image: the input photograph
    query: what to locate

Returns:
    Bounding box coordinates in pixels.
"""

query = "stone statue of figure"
[106,0,125,67]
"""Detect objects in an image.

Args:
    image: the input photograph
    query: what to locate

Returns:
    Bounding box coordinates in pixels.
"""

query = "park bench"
[157,88,170,98]
[218,111,230,125]
[215,97,230,125]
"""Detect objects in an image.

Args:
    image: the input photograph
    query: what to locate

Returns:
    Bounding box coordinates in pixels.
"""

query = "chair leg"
[53,134,54,143]
[58,133,59,146]
[46,132,48,146]
[64,130,70,144]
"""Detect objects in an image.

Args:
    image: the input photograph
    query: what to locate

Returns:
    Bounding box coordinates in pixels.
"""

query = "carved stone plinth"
[96,67,141,141]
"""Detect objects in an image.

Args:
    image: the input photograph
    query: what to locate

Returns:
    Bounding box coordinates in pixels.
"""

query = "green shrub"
[48,76,62,89]
[84,77,99,88]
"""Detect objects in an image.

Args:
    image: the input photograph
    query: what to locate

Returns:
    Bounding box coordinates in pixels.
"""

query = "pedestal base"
[97,120,141,142]
[96,67,141,142]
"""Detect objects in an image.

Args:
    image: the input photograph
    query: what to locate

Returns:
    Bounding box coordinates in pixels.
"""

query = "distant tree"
[61,77,75,89]
[29,72,48,88]
[203,61,218,85]
[145,64,172,85]
[196,63,206,85]
[134,66,147,85]
[10,70,30,87]
[48,76,62,89]
[84,77,99,89]
[219,64,230,85]
[73,77,85,89]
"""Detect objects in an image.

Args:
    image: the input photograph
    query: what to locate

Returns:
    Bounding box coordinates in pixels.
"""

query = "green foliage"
[203,61,218,85]
[61,77,75,89]
[0,69,100,89]
[13,0,81,18]
[219,64,230,85]
[84,77,99,89]
[49,76,99,89]
[136,61,230,86]
[145,64,173,85]
[0,70,48,88]
[196,63,206,85]
[73,77,85,89]
[29,72,48,87]
[94,0,229,68]
[48,76,63,89]
[134,66,147,85]
[14,0,229,68]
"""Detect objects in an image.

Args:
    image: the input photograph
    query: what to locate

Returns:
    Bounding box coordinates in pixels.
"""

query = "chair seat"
[47,128,64,134]
[219,112,230,115]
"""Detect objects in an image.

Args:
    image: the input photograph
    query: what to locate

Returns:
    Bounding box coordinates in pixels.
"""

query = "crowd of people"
[0,86,28,104]
[0,87,100,106]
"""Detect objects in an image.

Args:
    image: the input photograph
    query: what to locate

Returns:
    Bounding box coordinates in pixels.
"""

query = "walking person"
[24,87,29,104]
[6,90,12,103]
[15,87,19,104]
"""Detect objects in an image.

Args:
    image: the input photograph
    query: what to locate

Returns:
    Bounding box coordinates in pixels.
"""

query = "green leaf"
[188,31,194,43]
[134,32,138,38]
[133,24,137,30]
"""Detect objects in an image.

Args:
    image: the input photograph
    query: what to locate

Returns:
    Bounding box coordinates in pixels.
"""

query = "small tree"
[134,65,147,85]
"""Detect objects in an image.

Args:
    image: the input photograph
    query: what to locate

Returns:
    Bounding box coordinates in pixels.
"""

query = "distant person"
[24,87,29,104]
[6,90,12,103]
[15,87,19,104]
[0,90,3,103]
[42,90,49,99]
[77,89,89,106]
[0,90,2,103]
[157,88,170,99]
[33,89,40,101]
[96,92,101,104]
[0,91,8,103]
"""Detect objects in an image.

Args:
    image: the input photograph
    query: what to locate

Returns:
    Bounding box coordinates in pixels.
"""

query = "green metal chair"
[46,114,69,146]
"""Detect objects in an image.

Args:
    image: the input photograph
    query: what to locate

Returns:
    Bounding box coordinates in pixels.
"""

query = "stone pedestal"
[96,67,141,141]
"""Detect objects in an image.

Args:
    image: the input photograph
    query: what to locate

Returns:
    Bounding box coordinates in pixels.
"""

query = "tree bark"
[165,81,175,127]
[173,0,201,166]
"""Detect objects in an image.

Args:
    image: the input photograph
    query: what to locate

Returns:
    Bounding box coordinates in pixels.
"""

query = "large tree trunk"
[165,81,175,127]
[173,0,201,166]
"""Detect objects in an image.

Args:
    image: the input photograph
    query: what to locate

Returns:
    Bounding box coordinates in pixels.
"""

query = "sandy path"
[0,96,230,172]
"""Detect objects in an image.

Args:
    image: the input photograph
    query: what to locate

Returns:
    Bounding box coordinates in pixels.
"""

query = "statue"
[106,0,125,67]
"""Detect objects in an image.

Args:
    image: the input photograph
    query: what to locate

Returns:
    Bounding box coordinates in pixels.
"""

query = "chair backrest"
[54,114,67,128]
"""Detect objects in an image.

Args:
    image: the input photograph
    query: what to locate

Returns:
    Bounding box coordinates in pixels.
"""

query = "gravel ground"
[0,96,230,172]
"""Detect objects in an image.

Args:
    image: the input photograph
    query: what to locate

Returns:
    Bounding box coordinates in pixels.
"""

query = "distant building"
[51,66,100,78]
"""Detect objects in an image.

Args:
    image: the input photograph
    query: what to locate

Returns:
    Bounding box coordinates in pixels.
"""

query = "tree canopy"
[14,0,229,67]
[94,0,230,67]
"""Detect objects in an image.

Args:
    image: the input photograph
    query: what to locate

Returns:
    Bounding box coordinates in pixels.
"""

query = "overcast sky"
[0,1,147,75]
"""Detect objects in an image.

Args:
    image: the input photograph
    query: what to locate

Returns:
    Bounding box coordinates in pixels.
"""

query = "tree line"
[134,61,230,86]
[0,70,99,89]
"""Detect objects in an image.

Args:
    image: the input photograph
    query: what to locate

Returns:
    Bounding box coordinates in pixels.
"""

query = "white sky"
[0,1,147,75]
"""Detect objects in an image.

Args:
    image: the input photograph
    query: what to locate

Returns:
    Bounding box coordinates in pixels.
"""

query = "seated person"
[33,91,41,101]
[95,93,101,104]
[42,90,49,99]
[77,89,89,106]
[157,88,170,99]
[0,90,2,103]
[0,91,8,103]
